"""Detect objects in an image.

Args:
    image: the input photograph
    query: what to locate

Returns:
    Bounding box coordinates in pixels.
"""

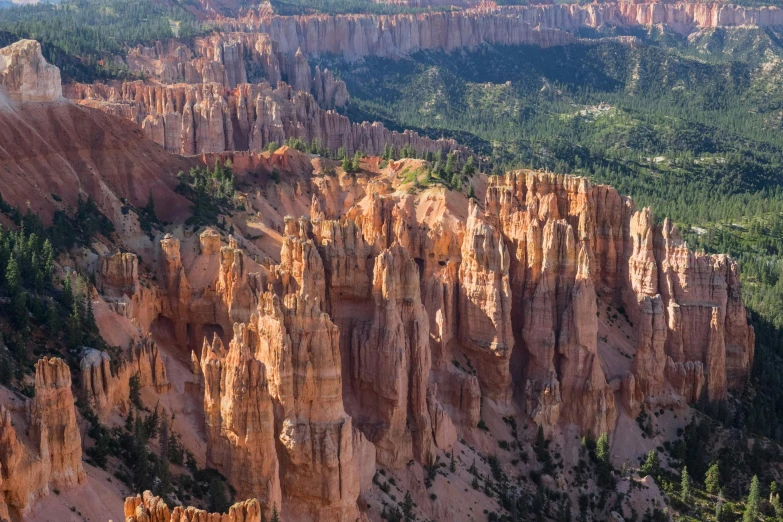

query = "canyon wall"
[0,358,86,518]
[125,33,349,109]
[128,159,753,518]
[66,81,463,158]
[219,2,783,60]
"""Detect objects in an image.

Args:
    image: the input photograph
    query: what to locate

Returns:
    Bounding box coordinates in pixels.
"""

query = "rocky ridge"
[124,34,349,109]
[66,80,463,157]
[220,1,783,60]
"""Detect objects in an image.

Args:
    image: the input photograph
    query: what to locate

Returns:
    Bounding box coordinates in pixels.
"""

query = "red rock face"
[125,165,751,520]
[225,2,783,60]
[67,81,462,159]
[0,358,86,518]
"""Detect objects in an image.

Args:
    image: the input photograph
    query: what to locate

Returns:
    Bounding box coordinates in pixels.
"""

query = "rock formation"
[67,80,461,158]
[80,335,170,420]
[122,490,261,522]
[0,358,86,517]
[123,33,348,109]
[225,2,783,60]
[0,39,61,102]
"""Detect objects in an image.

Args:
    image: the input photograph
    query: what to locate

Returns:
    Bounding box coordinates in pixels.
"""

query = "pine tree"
[596,433,610,463]
[467,184,476,200]
[556,499,572,522]
[743,475,760,522]
[352,151,362,172]
[208,478,229,513]
[45,299,59,333]
[716,489,725,521]
[125,407,135,432]
[341,154,352,173]
[132,415,150,493]
[681,466,691,502]
[705,461,720,494]
[144,403,160,439]
[641,449,659,477]
[472,476,479,490]
[157,416,172,496]
[450,172,461,191]
[462,155,475,176]
[449,451,456,473]
[536,425,546,449]
[402,490,414,521]
[5,257,20,295]
[270,506,280,522]
[144,191,157,222]
[445,152,457,175]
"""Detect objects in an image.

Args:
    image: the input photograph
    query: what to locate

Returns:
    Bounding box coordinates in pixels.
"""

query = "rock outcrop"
[0,39,61,102]
[85,156,753,520]
[67,80,461,158]
[123,33,348,109]
[0,358,86,517]
[123,491,261,522]
[225,2,783,61]
[80,335,170,420]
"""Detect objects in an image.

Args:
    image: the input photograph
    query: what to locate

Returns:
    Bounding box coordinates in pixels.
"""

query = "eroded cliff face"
[123,33,348,109]
[0,358,85,518]
[224,2,783,60]
[107,158,753,520]
[67,80,461,158]
[0,39,61,103]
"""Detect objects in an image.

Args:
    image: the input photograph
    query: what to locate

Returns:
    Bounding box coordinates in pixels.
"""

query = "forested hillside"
[0,0,204,81]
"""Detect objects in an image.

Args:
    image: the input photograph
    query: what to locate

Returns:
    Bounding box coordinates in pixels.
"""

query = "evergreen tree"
[449,451,456,473]
[144,403,160,439]
[681,466,691,502]
[125,407,135,432]
[208,478,230,513]
[132,415,150,493]
[556,499,572,522]
[462,155,475,176]
[743,475,760,522]
[270,506,280,522]
[641,449,659,477]
[445,152,457,175]
[450,172,461,191]
[341,154,352,173]
[596,433,610,463]
[5,257,20,295]
[144,191,157,222]
[156,416,172,496]
[402,490,414,521]
[705,461,720,494]
[352,151,362,172]
[536,425,546,449]
[467,184,476,200]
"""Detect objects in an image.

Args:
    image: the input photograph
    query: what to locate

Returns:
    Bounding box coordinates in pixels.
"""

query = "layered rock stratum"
[223,1,783,59]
